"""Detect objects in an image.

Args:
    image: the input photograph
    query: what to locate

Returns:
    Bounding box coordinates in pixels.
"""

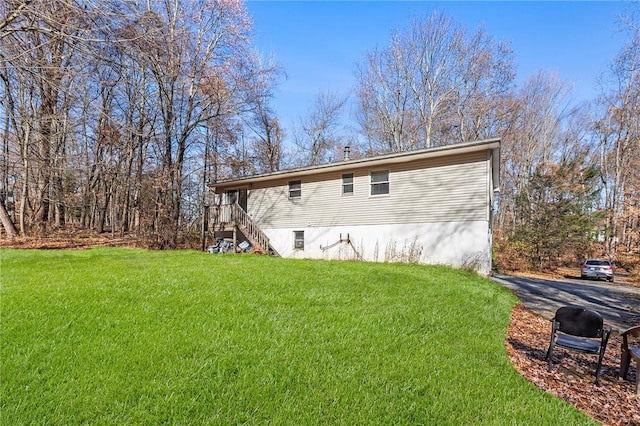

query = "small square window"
[370,170,389,196]
[342,173,354,195]
[289,180,301,199]
[294,231,304,249]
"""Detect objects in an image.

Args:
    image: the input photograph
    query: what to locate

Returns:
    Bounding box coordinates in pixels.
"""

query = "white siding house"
[211,139,500,275]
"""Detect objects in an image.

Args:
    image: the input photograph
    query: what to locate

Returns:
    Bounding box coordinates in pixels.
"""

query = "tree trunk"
[54,173,65,228]
[0,201,18,237]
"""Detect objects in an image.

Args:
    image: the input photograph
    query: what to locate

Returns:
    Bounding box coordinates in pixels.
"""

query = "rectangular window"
[342,173,354,195]
[289,180,301,199]
[294,231,304,250]
[370,170,389,196]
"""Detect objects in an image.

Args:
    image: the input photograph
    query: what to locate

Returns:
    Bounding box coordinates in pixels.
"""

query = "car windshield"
[585,260,610,266]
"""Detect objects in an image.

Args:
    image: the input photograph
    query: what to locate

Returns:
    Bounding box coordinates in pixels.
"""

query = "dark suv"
[580,259,614,282]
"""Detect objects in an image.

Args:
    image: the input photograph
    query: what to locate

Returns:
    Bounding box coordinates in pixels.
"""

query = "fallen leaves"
[506,303,639,426]
[0,229,147,250]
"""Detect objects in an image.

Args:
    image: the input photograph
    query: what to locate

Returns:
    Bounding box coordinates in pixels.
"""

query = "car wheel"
[608,277,614,283]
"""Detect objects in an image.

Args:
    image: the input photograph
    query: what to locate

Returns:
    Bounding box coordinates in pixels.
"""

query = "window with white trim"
[370,170,389,195]
[294,231,304,250]
[342,173,354,195]
[289,180,301,199]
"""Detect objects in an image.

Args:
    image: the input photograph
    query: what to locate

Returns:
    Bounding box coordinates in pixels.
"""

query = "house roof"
[211,138,500,191]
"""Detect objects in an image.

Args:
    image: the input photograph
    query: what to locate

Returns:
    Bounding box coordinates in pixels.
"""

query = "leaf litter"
[506,303,639,426]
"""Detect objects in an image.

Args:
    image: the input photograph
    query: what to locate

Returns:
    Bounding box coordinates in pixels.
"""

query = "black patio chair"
[544,306,611,385]
[619,324,640,394]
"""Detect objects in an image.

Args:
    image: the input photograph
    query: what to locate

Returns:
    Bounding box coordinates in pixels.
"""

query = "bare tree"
[354,11,515,152]
[594,23,640,258]
[242,54,286,174]
[118,0,254,247]
[497,71,576,234]
[0,1,33,35]
[0,0,91,234]
[249,113,284,174]
[450,26,515,143]
[294,90,348,166]
[354,40,418,154]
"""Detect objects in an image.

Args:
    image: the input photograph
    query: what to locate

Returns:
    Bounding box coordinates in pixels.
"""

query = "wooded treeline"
[1,0,284,247]
[1,1,638,271]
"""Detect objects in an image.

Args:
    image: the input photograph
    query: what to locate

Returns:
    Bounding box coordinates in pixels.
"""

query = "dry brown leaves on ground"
[0,231,146,250]
[507,303,639,426]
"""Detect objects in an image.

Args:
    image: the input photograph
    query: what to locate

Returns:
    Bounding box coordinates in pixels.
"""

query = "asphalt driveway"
[492,273,640,331]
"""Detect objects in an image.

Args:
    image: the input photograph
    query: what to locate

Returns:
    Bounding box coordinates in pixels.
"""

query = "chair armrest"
[620,325,640,351]
[619,325,640,338]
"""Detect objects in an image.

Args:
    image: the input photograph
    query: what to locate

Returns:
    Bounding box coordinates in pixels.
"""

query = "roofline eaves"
[210,138,501,190]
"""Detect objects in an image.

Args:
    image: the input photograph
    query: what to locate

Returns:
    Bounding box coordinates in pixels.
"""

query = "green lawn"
[0,248,596,425]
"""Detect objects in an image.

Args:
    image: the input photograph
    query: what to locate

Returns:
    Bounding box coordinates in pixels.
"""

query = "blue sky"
[246,1,629,135]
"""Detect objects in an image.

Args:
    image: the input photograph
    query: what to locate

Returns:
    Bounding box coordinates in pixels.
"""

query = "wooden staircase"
[212,203,279,256]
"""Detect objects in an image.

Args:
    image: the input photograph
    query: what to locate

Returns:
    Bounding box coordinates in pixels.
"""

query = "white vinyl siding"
[247,151,488,229]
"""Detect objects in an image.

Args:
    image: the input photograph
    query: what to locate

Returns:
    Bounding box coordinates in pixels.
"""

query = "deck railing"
[211,203,273,255]
[211,204,231,224]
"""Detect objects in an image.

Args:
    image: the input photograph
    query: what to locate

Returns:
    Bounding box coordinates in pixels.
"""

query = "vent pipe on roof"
[343,146,351,161]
